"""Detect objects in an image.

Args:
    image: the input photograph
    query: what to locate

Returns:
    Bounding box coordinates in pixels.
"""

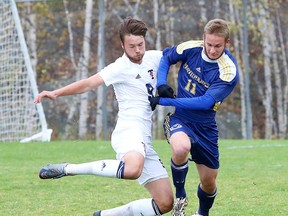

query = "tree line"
[16,0,288,140]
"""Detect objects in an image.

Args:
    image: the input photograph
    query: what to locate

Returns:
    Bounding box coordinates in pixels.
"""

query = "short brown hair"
[204,19,230,41]
[119,17,148,43]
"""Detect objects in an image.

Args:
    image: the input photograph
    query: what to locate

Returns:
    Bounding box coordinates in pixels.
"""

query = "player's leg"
[169,132,190,215]
[39,119,146,180]
[93,147,173,216]
[190,122,219,216]
[141,147,174,214]
[170,131,191,198]
[93,198,162,216]
[95,178,173,216]
[145,177,174,214]
[195,164,218,216]
[163,114,191,215]
[164,114,191,199]
[38,160,124,179]
[67,151,144,179]
[39,151,144,180]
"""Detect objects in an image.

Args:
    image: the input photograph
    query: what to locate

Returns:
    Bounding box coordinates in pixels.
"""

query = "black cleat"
[39,163,68,179]
[93,210,101,216]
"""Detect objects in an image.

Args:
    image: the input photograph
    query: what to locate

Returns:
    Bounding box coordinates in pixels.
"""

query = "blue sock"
[197,184,217,216]
[171,159,188,198]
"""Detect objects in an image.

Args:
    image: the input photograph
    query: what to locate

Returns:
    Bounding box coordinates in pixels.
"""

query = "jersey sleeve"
[98,57,126,86]
[159,92,215,110]
[156,55,170,87]
[207,52,239,102]
[206,76,238,102]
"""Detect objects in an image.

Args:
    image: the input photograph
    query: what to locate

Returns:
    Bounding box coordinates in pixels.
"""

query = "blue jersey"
[158,40,239,123]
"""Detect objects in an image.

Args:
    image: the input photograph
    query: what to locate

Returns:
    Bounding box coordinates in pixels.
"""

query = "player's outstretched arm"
[34,73,104,104]
[159,93,216,110]
[149,93,216,111]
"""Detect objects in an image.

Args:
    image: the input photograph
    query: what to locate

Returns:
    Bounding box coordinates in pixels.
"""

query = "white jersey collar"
[201,48,220,63]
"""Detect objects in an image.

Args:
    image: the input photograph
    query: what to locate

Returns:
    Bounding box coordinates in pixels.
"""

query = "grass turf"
[0,139,287,215]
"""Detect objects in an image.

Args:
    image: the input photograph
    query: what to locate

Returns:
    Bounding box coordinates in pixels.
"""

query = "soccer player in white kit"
[34,17,174,216]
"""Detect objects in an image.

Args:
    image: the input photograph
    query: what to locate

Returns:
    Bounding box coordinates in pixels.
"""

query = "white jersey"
[98,50,167,185]
[99,50,161,120]
[99,50,161,139]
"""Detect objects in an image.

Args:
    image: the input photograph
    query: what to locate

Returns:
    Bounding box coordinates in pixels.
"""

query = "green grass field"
[0,139,288,216]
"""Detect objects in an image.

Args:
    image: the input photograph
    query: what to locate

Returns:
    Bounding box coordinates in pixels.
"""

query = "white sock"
[101,198,160,216]
[65,160,124,178]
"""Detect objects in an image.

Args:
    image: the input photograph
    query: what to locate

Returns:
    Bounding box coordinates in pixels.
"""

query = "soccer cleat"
[93,210,101,216]
[171,197,188,216]
[39,163,68,179]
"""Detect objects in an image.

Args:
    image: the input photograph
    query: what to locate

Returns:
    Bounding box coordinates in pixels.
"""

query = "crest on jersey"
[148,69,155,79]
[170,123,182,131]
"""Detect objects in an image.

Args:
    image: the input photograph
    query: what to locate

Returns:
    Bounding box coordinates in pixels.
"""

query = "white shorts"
[111,118,169,185]
[137,147,169,185]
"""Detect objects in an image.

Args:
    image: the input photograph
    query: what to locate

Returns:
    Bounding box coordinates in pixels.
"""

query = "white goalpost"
[0,0,52,143]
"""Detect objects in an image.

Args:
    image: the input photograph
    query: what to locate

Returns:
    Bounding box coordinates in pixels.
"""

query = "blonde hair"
[204,19,230,41]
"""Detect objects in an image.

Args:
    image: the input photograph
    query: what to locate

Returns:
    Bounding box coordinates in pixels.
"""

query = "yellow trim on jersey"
[164,112,174,143]
[217,54,237,82]
[176,40,204,54]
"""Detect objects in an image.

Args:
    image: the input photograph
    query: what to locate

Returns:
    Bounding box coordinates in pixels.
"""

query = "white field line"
[225,143,288,149]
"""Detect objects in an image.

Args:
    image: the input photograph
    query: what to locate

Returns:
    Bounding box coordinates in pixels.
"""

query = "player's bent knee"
[154,194,174,213]
[127,170,142,179]
[124,165,143,179]
[172,142,190,156]
[122,153,144,179]
[159,199,174,213]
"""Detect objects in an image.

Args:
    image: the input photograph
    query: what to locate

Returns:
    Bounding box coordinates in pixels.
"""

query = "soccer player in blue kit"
[149,19,239,216]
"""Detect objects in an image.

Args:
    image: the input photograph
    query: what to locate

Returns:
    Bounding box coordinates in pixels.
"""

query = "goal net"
[0,0,52,143]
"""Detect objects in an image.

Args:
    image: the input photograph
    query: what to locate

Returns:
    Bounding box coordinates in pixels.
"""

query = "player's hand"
[34,91,57,104]
[149,96,160,111]
[157,84,175,98]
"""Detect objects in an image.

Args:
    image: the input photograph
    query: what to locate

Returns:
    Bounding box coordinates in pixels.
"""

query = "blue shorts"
[163,112,219,169]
